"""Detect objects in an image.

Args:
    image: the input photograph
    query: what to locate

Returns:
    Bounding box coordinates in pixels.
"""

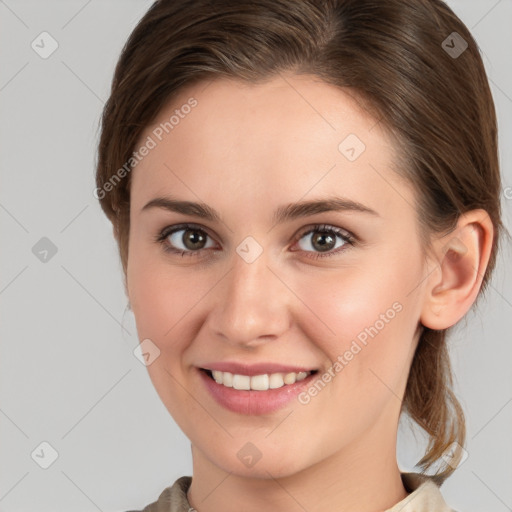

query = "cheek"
[291,250,423,396]
[127,253,207,429]
[127,229,195,333]
[127,248,222,393]
[128,260,201,344]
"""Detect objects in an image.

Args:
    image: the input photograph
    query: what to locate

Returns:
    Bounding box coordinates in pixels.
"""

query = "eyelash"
[154,222,356,260]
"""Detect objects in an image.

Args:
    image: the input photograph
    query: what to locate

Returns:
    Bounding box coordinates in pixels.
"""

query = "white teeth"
[209,369,311,390]
[284,372,297,385]
[223,372,233,387]
[250,374,269,391]
[269,373,284,389]
[232,374,251,390]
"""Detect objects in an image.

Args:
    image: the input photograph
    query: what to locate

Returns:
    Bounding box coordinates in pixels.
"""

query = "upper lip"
[199,362,318,376]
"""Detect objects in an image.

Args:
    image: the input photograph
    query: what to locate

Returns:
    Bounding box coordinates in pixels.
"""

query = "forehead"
[129,73,412,221]
[150,73,385,152]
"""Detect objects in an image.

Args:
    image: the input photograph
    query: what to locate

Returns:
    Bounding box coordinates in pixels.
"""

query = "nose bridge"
[211,244,290,346]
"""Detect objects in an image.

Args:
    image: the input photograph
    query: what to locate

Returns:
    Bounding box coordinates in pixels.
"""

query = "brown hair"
[95,0,504,483]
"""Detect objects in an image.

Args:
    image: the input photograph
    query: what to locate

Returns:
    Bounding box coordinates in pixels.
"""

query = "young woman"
[95,0,504,510]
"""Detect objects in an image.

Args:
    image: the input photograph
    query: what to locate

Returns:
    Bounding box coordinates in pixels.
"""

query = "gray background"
[1,1,511,511]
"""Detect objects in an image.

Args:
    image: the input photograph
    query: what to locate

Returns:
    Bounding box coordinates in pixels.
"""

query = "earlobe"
[420,210,494,330]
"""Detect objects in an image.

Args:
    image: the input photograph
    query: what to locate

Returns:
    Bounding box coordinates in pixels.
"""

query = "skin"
[123,73,493,512]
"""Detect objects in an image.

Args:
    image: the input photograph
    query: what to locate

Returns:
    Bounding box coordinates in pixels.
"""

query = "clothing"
[126,471,458,511]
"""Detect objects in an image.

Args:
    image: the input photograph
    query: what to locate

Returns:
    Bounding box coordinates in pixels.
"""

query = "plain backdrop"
[1,1,511,511]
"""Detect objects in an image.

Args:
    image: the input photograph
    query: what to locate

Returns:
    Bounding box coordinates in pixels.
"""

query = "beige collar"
[136,472,456,512]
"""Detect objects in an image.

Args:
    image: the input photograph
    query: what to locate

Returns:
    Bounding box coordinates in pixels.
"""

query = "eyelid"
[294,223,354,242]
[159,222,216,241]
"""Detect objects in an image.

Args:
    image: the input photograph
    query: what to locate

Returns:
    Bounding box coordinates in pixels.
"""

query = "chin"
[208,448,309,479]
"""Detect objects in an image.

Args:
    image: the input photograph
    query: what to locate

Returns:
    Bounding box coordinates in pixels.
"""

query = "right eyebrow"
[141,197,221,222]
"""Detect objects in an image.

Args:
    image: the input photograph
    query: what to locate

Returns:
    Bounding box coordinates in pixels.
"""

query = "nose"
[207,249,292,349]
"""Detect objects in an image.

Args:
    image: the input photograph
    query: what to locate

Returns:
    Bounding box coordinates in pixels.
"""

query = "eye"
[293,224,356,259]
[155,223,216,257]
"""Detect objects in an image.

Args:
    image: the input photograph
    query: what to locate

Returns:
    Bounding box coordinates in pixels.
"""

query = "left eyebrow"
[272,197,379,224]
[140,195,379,223]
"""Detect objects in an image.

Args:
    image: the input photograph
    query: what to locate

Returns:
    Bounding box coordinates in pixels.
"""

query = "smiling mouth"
[200,368,319,391]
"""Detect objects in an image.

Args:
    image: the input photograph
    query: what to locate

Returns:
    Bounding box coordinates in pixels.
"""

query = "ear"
[420,209,494,330]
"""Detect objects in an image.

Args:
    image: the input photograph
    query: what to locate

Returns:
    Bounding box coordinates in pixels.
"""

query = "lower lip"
[198,368,317,415]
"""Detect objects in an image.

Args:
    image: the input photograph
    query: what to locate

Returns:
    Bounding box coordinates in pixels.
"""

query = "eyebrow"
[141,195,379,224]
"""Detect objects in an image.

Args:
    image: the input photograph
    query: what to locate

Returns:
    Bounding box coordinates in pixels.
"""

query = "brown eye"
[178,228,208,250]
[158,224,216,256]
[166,227,212,251]
[294,224,355,259]
[309,231,337,252]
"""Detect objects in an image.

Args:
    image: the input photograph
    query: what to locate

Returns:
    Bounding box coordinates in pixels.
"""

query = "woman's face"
[127,74,430,478]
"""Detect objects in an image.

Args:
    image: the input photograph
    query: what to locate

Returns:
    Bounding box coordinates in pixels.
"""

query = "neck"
[187,409,409,512]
